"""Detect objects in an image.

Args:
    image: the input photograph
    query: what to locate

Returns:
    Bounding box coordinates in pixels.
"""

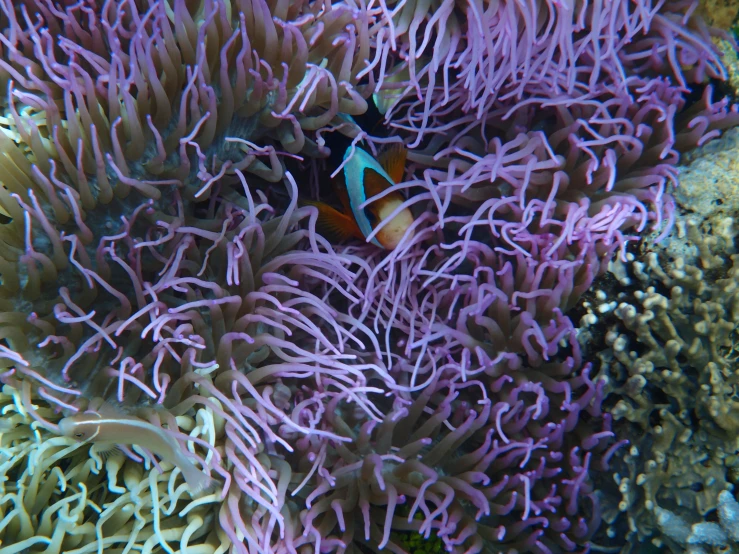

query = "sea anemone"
[0,0,737,552]
[0,0,387,550]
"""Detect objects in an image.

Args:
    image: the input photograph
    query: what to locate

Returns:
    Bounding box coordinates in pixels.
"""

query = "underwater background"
[1,0,739,553]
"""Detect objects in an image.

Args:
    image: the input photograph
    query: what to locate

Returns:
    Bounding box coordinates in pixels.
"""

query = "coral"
[713,38,739,97]
[699,0,739,29]
[591,245,739,548]
[578,126,739,551]
[655,490,739,553]
[662,125,739,268]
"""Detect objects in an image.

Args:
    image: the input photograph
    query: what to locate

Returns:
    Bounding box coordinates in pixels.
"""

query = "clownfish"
[306,144,414,250]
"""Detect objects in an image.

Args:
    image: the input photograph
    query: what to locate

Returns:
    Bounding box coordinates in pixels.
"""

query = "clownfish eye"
[75,432,84,438]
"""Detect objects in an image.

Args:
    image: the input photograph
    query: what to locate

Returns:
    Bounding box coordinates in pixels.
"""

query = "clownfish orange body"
[307,144,414,250]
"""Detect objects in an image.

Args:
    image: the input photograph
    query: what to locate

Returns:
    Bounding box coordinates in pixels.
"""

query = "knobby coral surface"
[656,489,739,553]
[0,0,736,553]
[580,127,739,552]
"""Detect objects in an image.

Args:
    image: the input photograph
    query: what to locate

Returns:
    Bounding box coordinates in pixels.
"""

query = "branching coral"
[595,245,739,549]
[576,127,739,551]
[656,490,739,553]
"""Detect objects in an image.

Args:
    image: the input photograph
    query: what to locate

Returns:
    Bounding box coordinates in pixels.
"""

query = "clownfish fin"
[332,173,353,216]
[377,143,407,184]
[90,442,120,459]
[302,199,363,243]
[362,168,393,200]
